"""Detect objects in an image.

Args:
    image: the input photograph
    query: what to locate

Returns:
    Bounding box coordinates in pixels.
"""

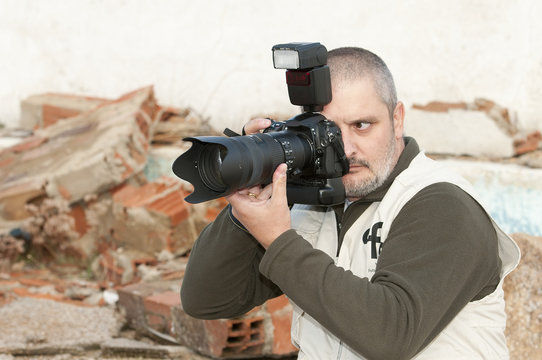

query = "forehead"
[322,78,388,122]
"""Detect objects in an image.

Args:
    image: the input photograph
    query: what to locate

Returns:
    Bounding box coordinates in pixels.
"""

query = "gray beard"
[344,137,397,198]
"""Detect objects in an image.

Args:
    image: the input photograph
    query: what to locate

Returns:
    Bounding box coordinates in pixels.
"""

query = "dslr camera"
[172,42,349,205]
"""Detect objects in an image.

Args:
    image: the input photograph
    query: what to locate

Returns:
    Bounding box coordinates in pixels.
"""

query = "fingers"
[271,164,288,204]
[243,118,272,135]
[236,185,263,200]
[227,164,287,204]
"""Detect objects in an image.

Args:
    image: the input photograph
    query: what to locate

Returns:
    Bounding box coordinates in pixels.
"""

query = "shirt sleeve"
[181,205,283,319]
[259,182,501,360]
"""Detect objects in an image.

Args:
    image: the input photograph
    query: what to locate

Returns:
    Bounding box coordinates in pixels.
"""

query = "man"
[180,47,520,359]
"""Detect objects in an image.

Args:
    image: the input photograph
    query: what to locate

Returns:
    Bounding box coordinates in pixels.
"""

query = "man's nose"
[341,130,355,157]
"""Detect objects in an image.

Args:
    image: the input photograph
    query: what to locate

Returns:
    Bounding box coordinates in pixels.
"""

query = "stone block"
[504,233,542,359]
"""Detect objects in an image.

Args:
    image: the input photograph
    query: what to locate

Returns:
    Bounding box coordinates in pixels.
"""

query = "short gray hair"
[327,47,397,118]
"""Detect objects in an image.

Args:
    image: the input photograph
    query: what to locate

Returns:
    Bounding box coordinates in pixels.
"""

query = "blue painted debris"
[443,160,542,237]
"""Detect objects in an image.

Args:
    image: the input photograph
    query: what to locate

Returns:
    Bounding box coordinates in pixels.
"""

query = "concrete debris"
[152,106,219,145]
[0,297,121,350]
[20,92,108,130]
[110,176,196,256]
[0,234,24,269]
[23,197,79,259]
[0,88,540,359]
[0,86,159,223]
[505,233,542,360]
[412,98,518,135]
[408,98,541,159]
[100,338,208,359]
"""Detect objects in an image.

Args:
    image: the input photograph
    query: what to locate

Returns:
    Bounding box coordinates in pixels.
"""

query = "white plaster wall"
[0,0,541,133]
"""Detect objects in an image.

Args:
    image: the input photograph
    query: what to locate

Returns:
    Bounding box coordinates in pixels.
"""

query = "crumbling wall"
[0,88,541,359]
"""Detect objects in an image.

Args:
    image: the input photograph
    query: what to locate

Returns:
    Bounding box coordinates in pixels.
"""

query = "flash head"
[272,42,328,69]
[272,42,331,111]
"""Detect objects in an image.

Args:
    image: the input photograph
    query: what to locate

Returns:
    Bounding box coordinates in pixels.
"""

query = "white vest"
[289,152,520,360]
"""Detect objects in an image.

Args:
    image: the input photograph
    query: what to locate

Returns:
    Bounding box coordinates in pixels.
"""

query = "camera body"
[172,42,349,205]
[262,113,347,205]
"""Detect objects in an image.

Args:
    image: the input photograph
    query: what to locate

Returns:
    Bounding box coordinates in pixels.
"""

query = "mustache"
[348,157,370,168]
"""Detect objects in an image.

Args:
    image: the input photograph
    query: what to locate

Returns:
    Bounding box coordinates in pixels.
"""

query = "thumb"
[271,163,288,202]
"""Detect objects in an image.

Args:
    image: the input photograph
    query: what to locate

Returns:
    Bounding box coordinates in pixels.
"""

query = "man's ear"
[393,101,405,139]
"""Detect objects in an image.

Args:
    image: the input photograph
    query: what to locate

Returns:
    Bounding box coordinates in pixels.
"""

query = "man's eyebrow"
[344,116,379,124]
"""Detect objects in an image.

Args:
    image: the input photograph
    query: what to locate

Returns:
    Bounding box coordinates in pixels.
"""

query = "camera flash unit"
[272,42,328,69]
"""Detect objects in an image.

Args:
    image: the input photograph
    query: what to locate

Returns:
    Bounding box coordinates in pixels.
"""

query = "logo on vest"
[362,222,383,259]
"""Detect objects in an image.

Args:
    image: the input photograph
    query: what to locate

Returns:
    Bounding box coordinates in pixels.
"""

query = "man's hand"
[243,117,272,135]
[227,163,290,249]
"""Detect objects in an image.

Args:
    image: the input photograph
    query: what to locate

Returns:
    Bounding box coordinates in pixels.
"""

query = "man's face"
[321,78,405,201]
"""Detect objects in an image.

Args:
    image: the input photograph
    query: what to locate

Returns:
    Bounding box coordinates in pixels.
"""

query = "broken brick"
[20,92,108,130]
[514,131,542,156]
[117,278,297,358]
[110,176,196,256]
[412,101,468,112]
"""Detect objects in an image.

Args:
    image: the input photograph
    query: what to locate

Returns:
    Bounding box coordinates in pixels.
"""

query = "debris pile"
[0,90,541,359]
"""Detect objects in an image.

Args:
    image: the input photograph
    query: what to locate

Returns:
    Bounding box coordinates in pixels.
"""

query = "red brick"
[113,181,167,208]
[10,136,47,153]
[221,317,265,356]
[129,142,147,165]
[0,156,15,168]
[136,112,150,139]
[12,287,64,301]
[42,104,81,128]
[111,183,139,206]
[57,184,71,200]
[514,130,542,155]
[266,294,289,313]
[143,290,181,318]
[68,204,89,236]
[266,296,297,355]
[99,251,126,286]
[147,191,189,226]
[114,152,134,180]
[17,278,54,287]
[131,257,158,270]
[412,101,468,112]
[10,268,50,278]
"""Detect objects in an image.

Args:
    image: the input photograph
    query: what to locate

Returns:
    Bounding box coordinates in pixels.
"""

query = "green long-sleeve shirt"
[180,137,501,359]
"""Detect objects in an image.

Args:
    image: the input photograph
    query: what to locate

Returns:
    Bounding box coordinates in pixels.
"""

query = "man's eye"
[355,122,371,130]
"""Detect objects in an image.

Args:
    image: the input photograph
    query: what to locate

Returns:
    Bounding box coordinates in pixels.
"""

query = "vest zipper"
[337,340,343,359]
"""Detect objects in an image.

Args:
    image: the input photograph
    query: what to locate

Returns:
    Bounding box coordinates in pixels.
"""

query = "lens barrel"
[172,131,312,204]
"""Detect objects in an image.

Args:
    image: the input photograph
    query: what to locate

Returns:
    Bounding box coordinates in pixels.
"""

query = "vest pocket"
[290,304,304,349]
[291,207,326,246]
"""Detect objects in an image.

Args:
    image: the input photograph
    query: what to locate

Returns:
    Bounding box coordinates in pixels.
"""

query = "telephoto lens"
[172,130,312,204]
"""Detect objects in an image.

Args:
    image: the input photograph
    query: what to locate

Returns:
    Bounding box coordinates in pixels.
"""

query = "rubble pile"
[0,89,540,359]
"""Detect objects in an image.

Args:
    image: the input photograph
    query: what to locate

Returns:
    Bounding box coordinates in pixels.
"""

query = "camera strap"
[331,137,350,175]
[223,128,242,137]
